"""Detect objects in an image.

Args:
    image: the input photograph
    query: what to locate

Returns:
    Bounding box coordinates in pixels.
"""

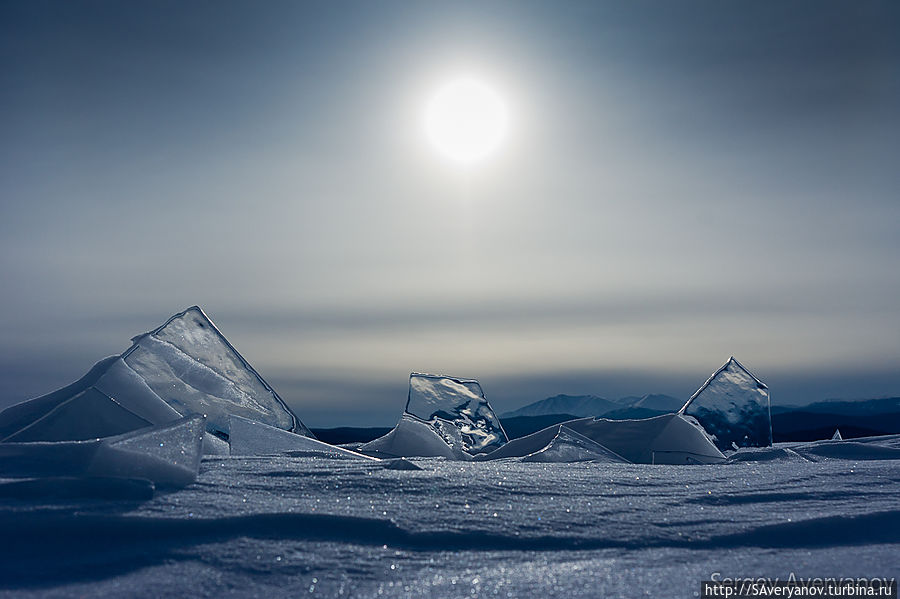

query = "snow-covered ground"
[2,443,897,598]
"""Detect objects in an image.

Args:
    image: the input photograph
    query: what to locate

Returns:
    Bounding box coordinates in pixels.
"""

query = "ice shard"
[0,306,312,446]
[122,306,310,438]
[359,373,507,459]
[679,357,772,451]
[481,413,725,464]
[0,356,181,443]
[521,427,629,463]
[0,415,205,488]
[86,414,206,487]
[359,414,472,460]
[474,423,562,461]
[406,373,507,454]
[228,415,378,460]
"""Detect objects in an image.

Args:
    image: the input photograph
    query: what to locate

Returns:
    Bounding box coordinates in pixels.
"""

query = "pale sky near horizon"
[1,1,898,426]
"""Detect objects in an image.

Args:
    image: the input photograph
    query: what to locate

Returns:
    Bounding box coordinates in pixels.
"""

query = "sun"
[423,77,509,165]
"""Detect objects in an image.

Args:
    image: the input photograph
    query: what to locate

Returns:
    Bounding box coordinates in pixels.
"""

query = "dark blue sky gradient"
[1,1,898,425]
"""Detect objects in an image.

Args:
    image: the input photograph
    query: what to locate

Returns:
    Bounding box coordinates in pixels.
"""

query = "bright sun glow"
[424,77,509,165]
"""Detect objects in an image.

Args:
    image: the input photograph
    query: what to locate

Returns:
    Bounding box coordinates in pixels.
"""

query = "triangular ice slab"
[831,429,843,441]
[0,415,205,488]
[0,306,310,448]
[87,414,205,487]
[679,357,772,451]
[228,415,378,460]
[122,306,311,439]
[522,427,629,463]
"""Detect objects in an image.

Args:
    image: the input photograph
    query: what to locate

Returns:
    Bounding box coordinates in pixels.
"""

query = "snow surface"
[0,436,897,598]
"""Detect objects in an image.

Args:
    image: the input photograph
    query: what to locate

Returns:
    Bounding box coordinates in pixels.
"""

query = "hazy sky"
[2,1,898,426]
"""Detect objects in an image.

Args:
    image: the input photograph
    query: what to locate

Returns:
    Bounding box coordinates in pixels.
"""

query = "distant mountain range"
[500,393,684,419]
[769,397,900,442]
[772,397,900,417]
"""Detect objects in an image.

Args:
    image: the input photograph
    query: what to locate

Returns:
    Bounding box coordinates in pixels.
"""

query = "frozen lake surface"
[1,448,898,598]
